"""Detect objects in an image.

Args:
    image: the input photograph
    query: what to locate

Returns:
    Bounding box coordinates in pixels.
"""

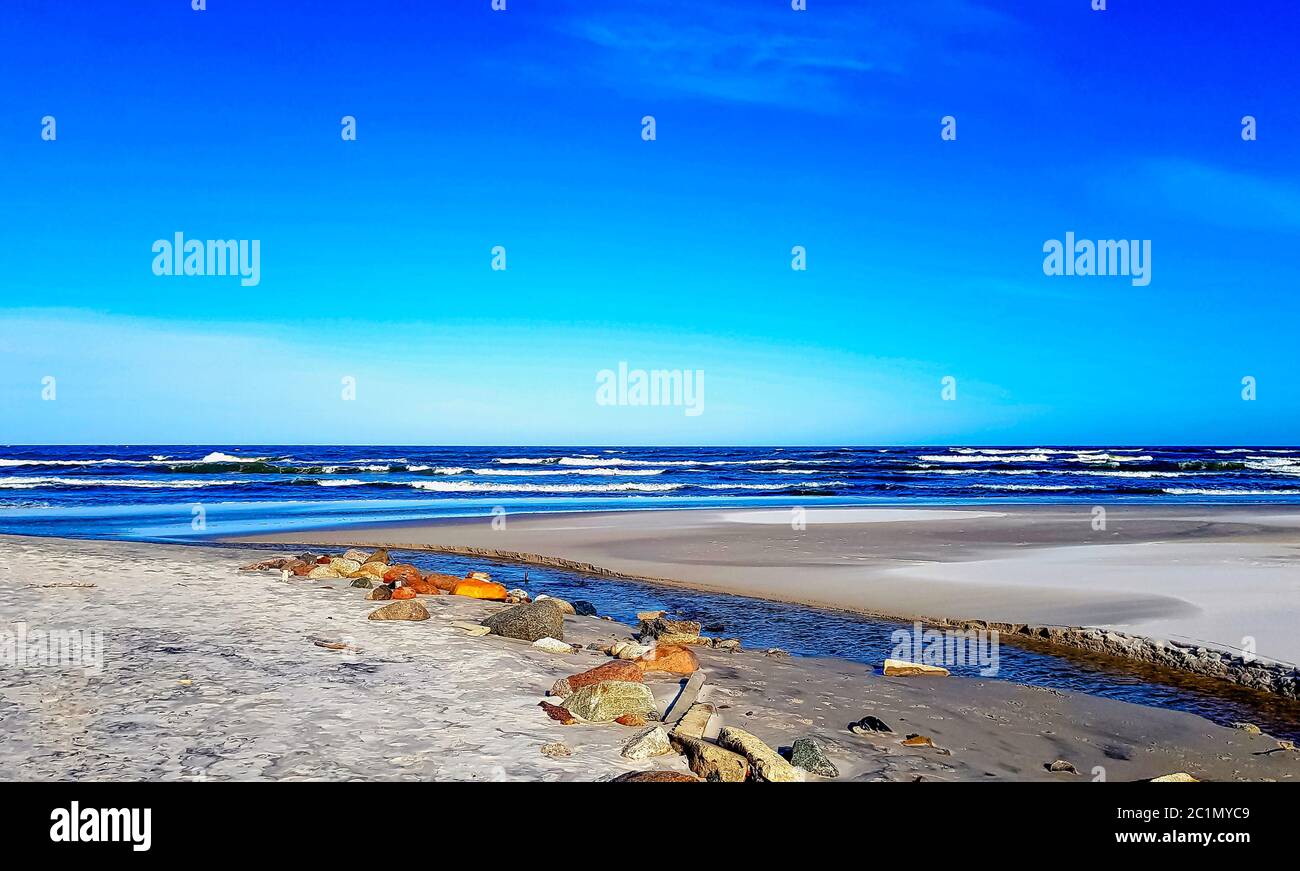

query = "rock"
[901,734,951,755]
[573,600,598,617]
[402,575,442,595]
[329,558,362,577]
[1233,722,1262,735]
[450,620,491,637]
[341,548,370,564]
[482,601,564,642]
[290,561,315,577]
[883,658,950,677]
[533,637,574,654]
[635,644,699,675]
[662,670,707,724]
[383,563,423,586]
[240,557,296,571]
[366,586,393,601]
[425,572,462,592]
[315,555,331,564]
[539,701,577,725]
[677,736,750,782]
[717,727,804,782]
[349,577,374,589]
[562,680,658,723]
[550,660,644,697]
[362,547,389,565]
[849,715,892,735]
[670,703,715,744]
[451,578,509,601]
[540,742,571,759]
[467,570,492,581]
[367,600,430,621]
[712,638,741,652]
[615,713,648,727]
[307,565,340,579]
[789,737,838,778]
[639,617,701,645]
[535,595,575,615]
[611,641,652,660]
[610,771,699,783]
[506,588,531,602]
[391,586,418,600]
[765,648,790,657]
[1148,772,1199,782]
[636,610,666,622]
[621,726,672,760]
[1047,760,1079,774]
[351,562,389,580]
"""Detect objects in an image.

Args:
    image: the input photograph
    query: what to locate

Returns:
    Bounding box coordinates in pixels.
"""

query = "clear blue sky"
[2,0,1297,445]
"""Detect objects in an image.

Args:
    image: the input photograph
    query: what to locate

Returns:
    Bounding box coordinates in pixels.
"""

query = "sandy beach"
[2,533,1296,782]
[233,505,1300,666]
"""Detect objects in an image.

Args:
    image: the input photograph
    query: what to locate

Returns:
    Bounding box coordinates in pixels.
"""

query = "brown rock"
[425,572,462,592]
[366,586,393,601]
[610,770,699,783]
[677,736,750,782]
[402,575,442,595]
[539,701,577,725]
[366,600,430,621]
[362,547,389,565]
[636,644,700,675]
[383,563,424,585]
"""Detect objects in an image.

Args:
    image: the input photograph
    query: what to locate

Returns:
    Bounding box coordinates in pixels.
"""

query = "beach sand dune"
[2,534,1295,781]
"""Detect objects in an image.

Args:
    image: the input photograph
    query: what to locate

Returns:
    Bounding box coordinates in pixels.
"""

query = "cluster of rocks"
[946,619,1300,699]
[635,613,741,652]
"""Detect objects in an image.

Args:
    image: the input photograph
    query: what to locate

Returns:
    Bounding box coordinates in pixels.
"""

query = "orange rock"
[450,578,509,601]
[636,644,700,676]
[615,713,648,727]
[403,576,442,595]
[291,562,315,577]
[425,572,462,592]
[383,564,424,585]
[390,586,418,600]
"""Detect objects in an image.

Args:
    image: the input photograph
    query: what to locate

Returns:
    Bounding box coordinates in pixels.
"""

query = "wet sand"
[1,534,1295,781]
[231,505,1300,665]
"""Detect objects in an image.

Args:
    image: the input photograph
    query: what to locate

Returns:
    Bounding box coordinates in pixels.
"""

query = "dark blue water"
[2,445,1298,539]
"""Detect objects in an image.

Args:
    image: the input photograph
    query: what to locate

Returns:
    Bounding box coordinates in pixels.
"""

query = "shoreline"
[3,533,1296,781]
[225,504,1300,700]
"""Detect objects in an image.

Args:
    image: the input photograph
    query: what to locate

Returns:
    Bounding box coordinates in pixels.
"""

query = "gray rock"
[622,726,672,760]
[349,577,374,589]
[789,737,838,778]
[573,600,598,617]
[481,600,564,642]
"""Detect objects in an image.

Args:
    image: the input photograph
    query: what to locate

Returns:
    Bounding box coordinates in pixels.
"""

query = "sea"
[2,444,1298,540]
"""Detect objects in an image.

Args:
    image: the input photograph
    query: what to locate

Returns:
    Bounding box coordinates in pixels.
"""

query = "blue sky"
[1,0,1297,445]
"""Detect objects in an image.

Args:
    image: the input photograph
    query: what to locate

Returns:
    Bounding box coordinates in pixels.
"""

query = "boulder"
[717,727,804,782]
[615,713,648,727]
[362,547,389,565]
[621,726,672,760]
[240,557,297,571]
[366,586,393,601]
[467,570,492,581]
[636,610,666,622]
[367,600,430,621]
[1147,772,1199,782]
[349,578,374,589]
[849,715,892,735]
[677,736,750,782]
[307,565,340,579]
[425,572,463,592]
[610,771,698,783]
[550,660,644,697]
[451,578,509,601]
[669,703,715,744]
[402,575,442,595]
[533,637,574,654]
[351,562,389,580]
[329,558,362,577]
[390,587,417,600]
[789,737,838,778]
[639,617,702,645]
[482,601,564,642]
[562,680,658,723]
[341,548,370,564]
[1046,759,1079,774]
[506,588,531,602]
[383,563,423,586]
[712,638,741,652]
[882,658,950,677]
[573,600,598,617]
[291,561,315,577]
[534,595,575,615]
[635,644,699,675]
[610,641,652,660]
